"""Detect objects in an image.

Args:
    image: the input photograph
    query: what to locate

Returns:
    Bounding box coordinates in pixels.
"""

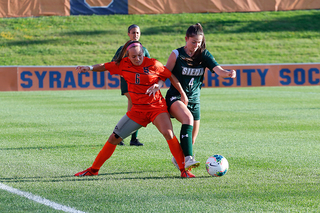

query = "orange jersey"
[104,57,172,112]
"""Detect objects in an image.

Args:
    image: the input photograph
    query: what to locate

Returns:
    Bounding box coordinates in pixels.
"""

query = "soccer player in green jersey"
[112,24,150,146]
[165,23,236,170]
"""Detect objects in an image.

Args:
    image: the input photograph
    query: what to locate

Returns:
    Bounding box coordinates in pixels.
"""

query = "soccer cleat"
[172,156,200,170]
[74,167,98,176]
[181,170,196,178]
[185,155,200,170]
[118,141,125,146]
[130,139,144,146]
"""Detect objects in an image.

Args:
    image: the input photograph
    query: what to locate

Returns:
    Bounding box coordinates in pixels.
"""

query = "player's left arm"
[145,60,166,96]
[213,66,236,78]
[145,79,165,96]
[204,49,236,79]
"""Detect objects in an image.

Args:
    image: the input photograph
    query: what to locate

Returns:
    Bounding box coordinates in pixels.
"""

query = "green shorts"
[120,76,128,95]
[165,95,200,121]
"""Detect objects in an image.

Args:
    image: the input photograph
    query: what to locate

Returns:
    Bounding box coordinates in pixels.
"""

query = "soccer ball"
[205,154,229,177]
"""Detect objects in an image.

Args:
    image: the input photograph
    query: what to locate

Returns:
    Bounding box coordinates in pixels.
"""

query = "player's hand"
[76,66,89,74]
[180,93,188,106]
[145,84,160,96]
[228,70,236,78]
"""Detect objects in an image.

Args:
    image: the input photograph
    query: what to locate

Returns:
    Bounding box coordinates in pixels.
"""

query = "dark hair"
[184,23,206,66]
[128,24,140,33]
[114,40,142,65]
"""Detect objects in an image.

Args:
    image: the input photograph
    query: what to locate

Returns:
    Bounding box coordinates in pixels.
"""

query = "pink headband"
[127,43,142,51]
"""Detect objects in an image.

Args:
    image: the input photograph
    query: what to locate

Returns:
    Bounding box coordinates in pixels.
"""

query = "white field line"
[0,182,86,213]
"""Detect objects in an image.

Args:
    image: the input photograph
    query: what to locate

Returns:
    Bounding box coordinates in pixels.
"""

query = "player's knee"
[161,130,174,140]
[108,132,122,144]
[181,113,193,125]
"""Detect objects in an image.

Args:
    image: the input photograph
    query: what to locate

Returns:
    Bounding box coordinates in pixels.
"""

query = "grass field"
[1,9,320,213]
[1,86,319,212]
[1,10,320,65]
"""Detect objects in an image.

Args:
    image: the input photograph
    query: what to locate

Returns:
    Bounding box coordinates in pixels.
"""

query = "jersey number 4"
[189,77,194,86]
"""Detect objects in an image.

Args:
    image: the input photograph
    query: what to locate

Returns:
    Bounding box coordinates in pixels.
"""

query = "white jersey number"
[188,78,194,86]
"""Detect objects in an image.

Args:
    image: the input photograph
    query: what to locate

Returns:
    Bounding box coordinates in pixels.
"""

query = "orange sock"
[91,141,117,170]
[167,136,185,170]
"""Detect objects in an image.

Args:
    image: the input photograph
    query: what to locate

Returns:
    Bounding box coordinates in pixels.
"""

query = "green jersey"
[112,45,150,61]
[166,47,219,103]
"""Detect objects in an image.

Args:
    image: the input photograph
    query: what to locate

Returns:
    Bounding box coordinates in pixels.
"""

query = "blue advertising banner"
[70,0,128,15]
[1,64,319,91]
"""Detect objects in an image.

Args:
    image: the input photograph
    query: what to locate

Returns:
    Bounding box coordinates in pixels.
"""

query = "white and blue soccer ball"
[205,154,229,177]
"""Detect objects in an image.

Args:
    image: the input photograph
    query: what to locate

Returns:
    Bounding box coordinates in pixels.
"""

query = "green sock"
[180,124,193,156]
[131,130,138,141]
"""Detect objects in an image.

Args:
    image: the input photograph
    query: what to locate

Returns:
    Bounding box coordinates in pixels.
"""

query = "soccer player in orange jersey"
[74,40,195,178]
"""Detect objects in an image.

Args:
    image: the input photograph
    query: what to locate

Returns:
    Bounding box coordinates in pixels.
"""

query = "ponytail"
[184,23,206,67]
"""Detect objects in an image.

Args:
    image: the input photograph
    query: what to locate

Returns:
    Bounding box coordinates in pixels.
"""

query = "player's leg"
[169,100,200,170]
[152,112,195,178]
[123,91,143,146]
[74,133,121,176]
[192,120,200,145]
[169,100,193,155]
[190,103,201,145]
[75,115,142,176]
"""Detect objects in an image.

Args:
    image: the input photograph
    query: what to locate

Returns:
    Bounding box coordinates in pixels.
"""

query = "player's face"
[128,46,144,66]
[128,28,140,41]
[185,34,203,54]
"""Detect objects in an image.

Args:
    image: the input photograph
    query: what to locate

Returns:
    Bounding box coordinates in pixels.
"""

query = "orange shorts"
[126,108,168,127]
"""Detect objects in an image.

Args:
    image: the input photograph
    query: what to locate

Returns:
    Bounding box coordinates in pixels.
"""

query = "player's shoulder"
[144,58,164,69]
[176,46,184,53]
[202,49,214,58]
[120,57,131,66]
[144,57,158,64]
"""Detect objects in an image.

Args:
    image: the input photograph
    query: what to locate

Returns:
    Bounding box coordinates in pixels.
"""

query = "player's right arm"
[76,62,120,74]
[76,64,106,73]
[165,51,177,71]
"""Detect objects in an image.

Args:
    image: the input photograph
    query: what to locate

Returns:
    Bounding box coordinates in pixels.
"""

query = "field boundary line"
[0,182,86,213]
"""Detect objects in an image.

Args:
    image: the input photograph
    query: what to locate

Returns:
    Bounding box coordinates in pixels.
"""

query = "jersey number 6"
[135,73,140,84]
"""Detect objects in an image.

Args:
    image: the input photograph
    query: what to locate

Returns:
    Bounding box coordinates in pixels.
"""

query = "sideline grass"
[1,87,319,212]
[1,10,320,66]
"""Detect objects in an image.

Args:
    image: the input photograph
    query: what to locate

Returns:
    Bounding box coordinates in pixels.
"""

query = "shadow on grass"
[143,12,320,35]
[0,171,212,183]
[0,144,104,151]
[3,29,117,47]
[4,12,320,48]
[60,29,119,37]
[4,39,62,46]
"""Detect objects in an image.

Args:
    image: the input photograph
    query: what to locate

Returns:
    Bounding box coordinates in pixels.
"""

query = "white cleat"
[185,155,200,170]
[172,155,200,170]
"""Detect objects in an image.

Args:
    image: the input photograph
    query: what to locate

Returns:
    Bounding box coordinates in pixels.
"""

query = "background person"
[75,40,195,178]
[112,24,150,146]
[165,23,236,171]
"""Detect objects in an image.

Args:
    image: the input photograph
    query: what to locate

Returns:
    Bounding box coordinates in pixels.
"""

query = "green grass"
[1,10,320,66]
[1,87,320,212]
[1,10,320,212]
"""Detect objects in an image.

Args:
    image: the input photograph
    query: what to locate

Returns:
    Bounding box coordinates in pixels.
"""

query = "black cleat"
[130,139,144,146]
